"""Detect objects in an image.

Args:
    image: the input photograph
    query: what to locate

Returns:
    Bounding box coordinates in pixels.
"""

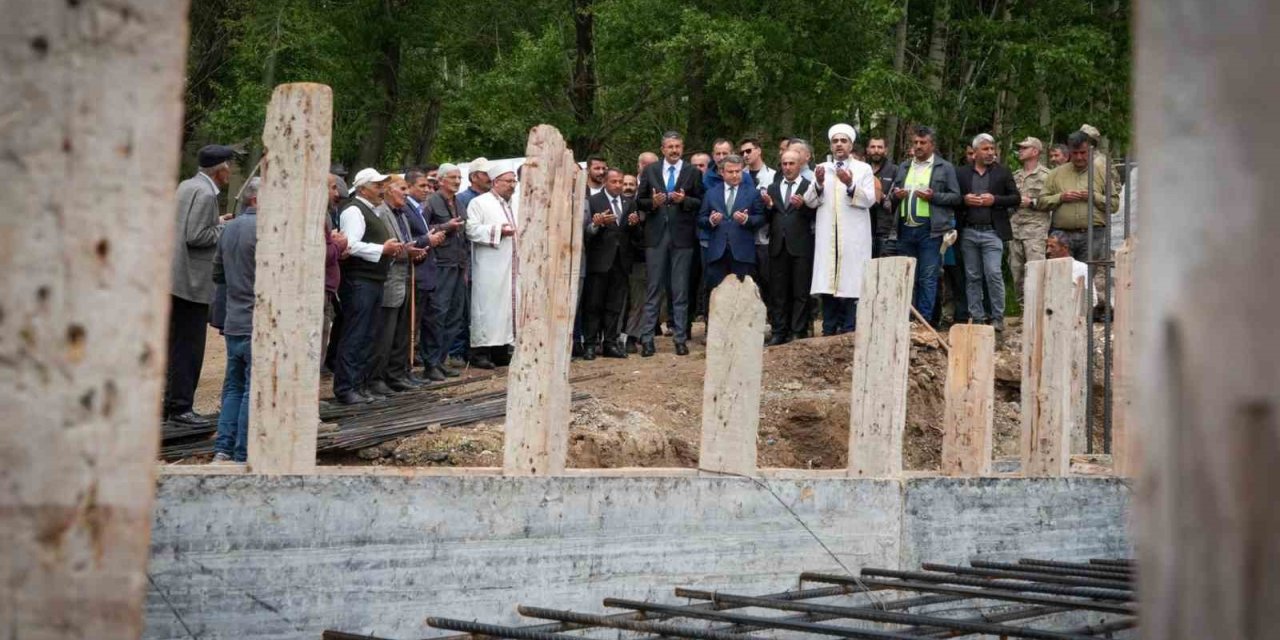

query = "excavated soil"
[192,317,1110,471]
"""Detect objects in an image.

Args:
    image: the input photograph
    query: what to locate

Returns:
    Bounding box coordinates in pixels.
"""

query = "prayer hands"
[592,212,608,227]
[381,239,404,255]
[789,194,806,209]
[670,189,686,204]
[892,187,908,200]
[219,213,234,223]
[409,247,428,262]
[732,209,749,225]
[628,212,640,226]
[709,211,724,227]
[837,168,853,186]
[500,224,515,237]
[1021,194,1032,207]
[652,190,668,206]
[448,217,464,231]
[331,230,348,251]
[917,188,935,202]
[428,230,446,247]
[761,191,774,208]
[815,165,826,183]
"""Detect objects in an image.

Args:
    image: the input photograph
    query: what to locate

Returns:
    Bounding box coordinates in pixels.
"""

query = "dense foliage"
[184,0,1130,171]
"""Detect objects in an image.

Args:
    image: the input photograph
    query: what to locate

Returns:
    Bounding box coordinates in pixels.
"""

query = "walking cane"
[409,267,416,372]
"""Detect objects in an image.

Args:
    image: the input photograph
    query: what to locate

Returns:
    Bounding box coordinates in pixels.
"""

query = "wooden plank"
[1135,5,1280,636]
[503,127,582,476]
[849,256,917,478]
[1110,240,1136,476]
[247,83,331,474]
[941,324,996,476]
[699,276,766,475]
[0,2,190,637]
[1069,274,1089,454]
[1019,257,1075,476]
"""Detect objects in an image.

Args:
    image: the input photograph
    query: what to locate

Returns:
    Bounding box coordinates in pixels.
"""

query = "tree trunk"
[356,2,403,169]
[409,96,443,166]
[570,0,599,155]
[685,50,711,147]
[927,0,949,94]
[884,0,909,158]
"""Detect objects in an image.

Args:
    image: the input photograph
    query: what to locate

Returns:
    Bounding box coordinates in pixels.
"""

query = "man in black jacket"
[955,133,1021,331]
[423,163,469,380]
[636,131,704,357]
[866,137,899,258]
[582,168,640,359]
[762,149,821,345]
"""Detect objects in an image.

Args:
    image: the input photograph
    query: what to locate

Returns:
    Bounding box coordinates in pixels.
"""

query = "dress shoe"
[572,342,584,358]
[406,373,429,386]
[991,317,1006,332]
[641,340,656,358]
[359,388,386,402]
[440,365,461,378]
[603,343,627,359]
[626,338,639,354]
[170,410,216,426]
[387,378,417,393]
[674,342,689,356]
[768,334,792,347]
[471,354,496,370]
[367,380,397,396]
[336,391,371,405]
[425,366,446,382]
[583,345,596,361]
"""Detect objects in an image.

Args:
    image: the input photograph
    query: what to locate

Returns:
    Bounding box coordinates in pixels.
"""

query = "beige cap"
[1079,124,1101,141]
[1016,136,1043,152]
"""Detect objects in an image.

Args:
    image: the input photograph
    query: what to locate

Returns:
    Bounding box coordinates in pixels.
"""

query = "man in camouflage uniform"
[1010,136,1052,302]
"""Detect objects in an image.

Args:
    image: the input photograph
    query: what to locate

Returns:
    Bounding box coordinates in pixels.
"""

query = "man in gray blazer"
[166,145,235,424]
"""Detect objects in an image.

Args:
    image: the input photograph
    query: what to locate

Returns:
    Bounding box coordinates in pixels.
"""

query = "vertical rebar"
[1102,158,1114,453]
[1122,156,1132,239]
[1085,145,1095,454]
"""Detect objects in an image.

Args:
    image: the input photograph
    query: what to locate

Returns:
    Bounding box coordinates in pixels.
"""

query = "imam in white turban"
[827,123,857,143]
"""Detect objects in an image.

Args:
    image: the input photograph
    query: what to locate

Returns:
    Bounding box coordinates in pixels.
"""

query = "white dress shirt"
[339,196,386,263]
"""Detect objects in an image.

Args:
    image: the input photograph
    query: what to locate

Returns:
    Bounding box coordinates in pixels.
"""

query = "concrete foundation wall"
[144,475,1130,640]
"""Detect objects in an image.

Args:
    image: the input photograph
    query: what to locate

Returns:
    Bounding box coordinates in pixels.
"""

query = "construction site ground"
[189,318,1109,471]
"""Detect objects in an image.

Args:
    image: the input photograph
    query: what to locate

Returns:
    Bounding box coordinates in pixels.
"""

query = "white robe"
[810,158,877,298]
[466,192,518,347]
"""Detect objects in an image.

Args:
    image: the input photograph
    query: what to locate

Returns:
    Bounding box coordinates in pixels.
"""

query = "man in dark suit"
[636,132,704,357]
[582,168,640,359]
[405,168,447,380]
[955,133,1020,331]
[698,155,765,290]
[761,149,821,345]
[166,144,235,424]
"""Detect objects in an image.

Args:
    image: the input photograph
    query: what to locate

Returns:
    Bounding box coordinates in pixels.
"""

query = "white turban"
[827,123,857,143]
[486,161,514,180]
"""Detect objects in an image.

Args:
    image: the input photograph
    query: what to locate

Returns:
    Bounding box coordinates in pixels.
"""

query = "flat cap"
[197,144,236,168]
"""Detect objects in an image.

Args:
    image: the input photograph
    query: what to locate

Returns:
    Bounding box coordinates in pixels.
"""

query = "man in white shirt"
[1047,230,1096,307]
[740,137,777,321]
[332,168,405,405]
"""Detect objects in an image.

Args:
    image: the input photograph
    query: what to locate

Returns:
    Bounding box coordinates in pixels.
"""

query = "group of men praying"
[165,121,1122,464]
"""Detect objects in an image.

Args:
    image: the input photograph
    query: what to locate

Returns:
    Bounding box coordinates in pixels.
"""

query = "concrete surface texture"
[144,475,1131,639]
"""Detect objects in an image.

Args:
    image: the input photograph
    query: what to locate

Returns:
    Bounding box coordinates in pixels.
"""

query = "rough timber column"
[941,324,995,476]
[0,2,190,638]
[1020,257,1074,476]
[849,256,916,477]
[1135,4,1280,638]
[247,83,332,474]
[699,276,766,475]
[504,126,582,475]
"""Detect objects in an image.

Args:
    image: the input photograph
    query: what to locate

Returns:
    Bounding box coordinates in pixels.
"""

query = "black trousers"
[164,295,209,416]
[333,277,384,396]
[415,286,437,369]
[429,265,468,367]
[753,243,771,317]
[583,257,630,348]
[769,250,814,338]
[705,253,753,291]
[373,296,411,384]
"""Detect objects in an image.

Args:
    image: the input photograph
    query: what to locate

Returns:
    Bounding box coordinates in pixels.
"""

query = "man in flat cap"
[465,163,520,369]
[165,144,235,425]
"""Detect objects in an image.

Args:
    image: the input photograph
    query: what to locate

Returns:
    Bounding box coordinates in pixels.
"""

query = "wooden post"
[849,256,916,478]
[504,126,582,476]
[941,324,995,476]
[247,83,332,475]
[1135,5,1280,636]
[1069,275,1089,454]
[1111,240,1136,476]
[1019,257,1075,476]
[699,276,766,475]
[0,2,190,637]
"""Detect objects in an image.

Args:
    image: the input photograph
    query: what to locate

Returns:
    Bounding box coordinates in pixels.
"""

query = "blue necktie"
[666,166,676,192]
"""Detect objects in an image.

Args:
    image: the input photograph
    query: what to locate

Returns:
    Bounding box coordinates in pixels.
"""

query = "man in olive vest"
[333,168,406,405]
